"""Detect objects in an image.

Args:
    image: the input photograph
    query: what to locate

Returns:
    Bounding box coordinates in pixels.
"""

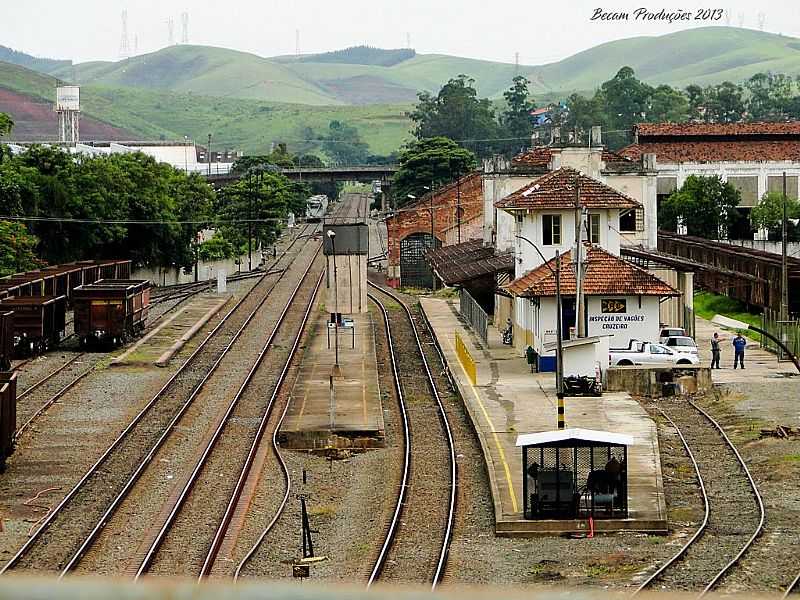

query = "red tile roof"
[634,122,800,137]
[496,167,640,210]
[505,245,678,297]
[619,140,800,163]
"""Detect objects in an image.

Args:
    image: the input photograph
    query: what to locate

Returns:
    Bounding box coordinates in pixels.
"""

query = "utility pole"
[555,250,565,429]
[248,171,253,271]
[574,178,585,337]
[456,169,462,244]
[207,133,212,176]
[430,181,437,290]
[781,171,789,354]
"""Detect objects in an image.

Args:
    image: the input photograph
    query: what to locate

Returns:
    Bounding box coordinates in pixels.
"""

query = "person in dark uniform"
[732,332,747,369]
[710,332,721,369]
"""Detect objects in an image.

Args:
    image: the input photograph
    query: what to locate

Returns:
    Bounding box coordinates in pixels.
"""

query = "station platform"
[419,297,668,536]
[112,294,230,366]
[280,311,384,450]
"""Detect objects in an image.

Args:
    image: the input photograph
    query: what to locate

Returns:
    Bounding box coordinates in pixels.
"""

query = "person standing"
[732,332,747,369]
[711,332,721,369]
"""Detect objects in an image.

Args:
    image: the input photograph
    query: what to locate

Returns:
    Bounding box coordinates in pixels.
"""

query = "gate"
[400,232,440,289]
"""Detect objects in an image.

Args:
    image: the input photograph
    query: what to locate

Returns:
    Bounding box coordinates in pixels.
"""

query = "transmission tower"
[295,29,300,56]
[181,12,189,44]
[167,18,175,45]
[406,32,411,49]
[724,9,731,26]
[134,34,138,54]
[119,10,130,58]
[514,51,519,75]
[738,12,745,28]
[758,12,766,30]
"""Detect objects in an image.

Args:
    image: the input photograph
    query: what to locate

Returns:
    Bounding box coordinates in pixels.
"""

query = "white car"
[659,327,686,344]
[664,336,699,357]
[609,341,700,367]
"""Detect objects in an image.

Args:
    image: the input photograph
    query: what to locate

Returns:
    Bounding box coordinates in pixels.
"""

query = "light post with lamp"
[516,234,565,429]
[326,228,340,373]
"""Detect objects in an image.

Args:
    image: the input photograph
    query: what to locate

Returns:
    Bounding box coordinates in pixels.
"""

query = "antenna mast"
[119,10,130,58]
[181,12,189,44]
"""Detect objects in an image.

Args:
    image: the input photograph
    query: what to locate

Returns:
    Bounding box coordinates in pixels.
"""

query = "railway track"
[365,283,456,590]
[129,249,324,578]
[0,225,317,575]
[634,397,765,596]
[14,352,91,441]
[8,224,315,447]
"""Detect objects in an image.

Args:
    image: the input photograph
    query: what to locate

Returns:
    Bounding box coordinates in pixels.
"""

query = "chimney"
[643,153,657,171]
[591,125,602,146]
[551,127,561,145]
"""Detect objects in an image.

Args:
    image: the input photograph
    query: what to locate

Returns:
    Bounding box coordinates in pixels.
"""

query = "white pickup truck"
[609,340,700,367]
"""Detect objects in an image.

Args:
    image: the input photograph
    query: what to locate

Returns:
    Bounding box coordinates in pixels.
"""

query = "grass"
[694,290,763,342]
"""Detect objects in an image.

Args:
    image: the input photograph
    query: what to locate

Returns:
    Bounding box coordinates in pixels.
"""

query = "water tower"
[56,86,80,143]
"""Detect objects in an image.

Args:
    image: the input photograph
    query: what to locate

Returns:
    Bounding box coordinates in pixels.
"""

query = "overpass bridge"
[206,165,399,186]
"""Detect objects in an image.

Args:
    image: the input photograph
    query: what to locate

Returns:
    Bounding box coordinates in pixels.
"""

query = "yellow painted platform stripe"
[446,335,519,514]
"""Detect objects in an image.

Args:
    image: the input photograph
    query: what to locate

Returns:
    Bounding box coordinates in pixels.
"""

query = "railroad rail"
[0,223,316,575]
[227,195,363,580]
[634,398,765,596]
[366,282,456,590]
[134,251,324,578]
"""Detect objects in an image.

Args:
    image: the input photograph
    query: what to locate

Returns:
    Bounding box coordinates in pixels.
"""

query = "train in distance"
[305,194,329,222]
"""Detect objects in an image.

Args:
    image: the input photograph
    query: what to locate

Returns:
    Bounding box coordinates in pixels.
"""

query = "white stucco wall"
[657,161,800,211]
[586,295,661,348]
[513,209,621,278]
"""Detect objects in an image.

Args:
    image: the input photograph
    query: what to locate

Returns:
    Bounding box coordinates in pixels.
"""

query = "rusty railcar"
[0,296,67,356]
[0,312,13,371]
[0,370,17,470]
[72,279,150,347]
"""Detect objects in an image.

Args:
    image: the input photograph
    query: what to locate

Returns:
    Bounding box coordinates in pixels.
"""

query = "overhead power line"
[0,216,285,225]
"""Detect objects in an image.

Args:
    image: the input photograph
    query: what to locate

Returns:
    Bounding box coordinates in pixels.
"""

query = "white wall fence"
[723,239,800,259]
[132,253,252,287]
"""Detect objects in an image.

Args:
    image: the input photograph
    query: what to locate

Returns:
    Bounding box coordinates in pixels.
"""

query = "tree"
[0,113,12,137]
[685,84,706,120]
[408,75,500,157]
[392,137,477,205]
[750,191,800,241]
[0,221,40,276]
[706,81,745,123]
[322,120,369,165]
[216,170,293,255]
[659,175,741,239]
[500,76,536,153]
[745,72,794,120]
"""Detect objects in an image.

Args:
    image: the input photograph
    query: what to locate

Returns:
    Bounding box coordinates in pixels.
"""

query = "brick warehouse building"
[385,170,485,288]
[620,121,800,239]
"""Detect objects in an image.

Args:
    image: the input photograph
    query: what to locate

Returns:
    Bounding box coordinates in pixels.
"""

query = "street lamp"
[516,234,565,429]
[326,229,340,371]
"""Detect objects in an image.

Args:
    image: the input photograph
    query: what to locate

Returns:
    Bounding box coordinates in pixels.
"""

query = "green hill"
[524,26,800,93]
[0,59,410,154]
[41,27,800,105]
[51,45,343,106]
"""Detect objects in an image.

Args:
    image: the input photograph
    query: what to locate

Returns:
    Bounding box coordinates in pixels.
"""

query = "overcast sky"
[2,0,799,65]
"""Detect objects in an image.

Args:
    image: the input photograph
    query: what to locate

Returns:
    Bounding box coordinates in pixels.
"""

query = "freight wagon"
[0,312,12,371]
[73,279,151,348]
[0,370,17,471]
[0,259,132,305]
[0,296,67,356]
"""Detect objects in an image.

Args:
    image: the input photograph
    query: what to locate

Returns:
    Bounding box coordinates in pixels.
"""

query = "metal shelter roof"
[516,428,634,448]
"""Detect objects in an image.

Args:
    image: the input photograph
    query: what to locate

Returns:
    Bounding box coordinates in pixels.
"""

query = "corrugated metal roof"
[516,428,634,447]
